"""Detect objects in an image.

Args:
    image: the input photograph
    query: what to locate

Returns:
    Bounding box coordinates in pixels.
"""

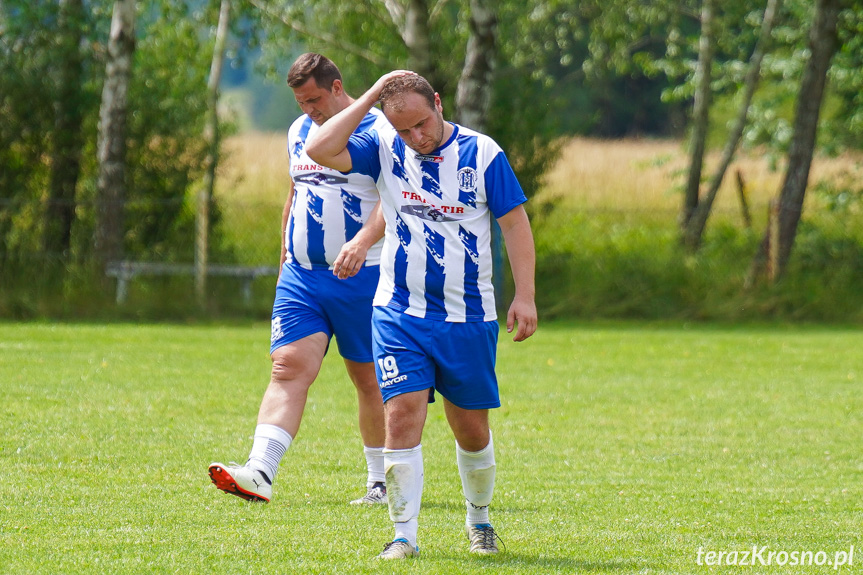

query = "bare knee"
[270,336,327,386]
[444,401,489,451]
[454,429,490,452]
[271,357,308,386]
[384,391,428,449]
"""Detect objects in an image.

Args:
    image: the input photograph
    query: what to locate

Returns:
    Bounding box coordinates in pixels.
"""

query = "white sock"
[384,445,423,547]
[456,431,495,527]
[364,446,386,487]
[394,519,418,547]
[248,423,293,484]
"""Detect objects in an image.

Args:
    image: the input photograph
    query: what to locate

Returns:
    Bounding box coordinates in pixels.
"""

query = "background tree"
[681,0,715,233]
[747,0,844,283]
[454,0,497,132]
[0,0,234,282]
[682,0,782,250]
[95,0,136,269]
[196,0,232,301]
[245,0,680,198]
[4,0,863,318]
[380,0,439,88]
[246,0,559,198]
[576,0,863,277]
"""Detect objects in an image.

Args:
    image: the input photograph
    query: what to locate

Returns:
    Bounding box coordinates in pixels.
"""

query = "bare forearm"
[499,207,536,301]
[306,70,416,171]
[305,91,378,170]
[498,205,538,341]
[354,201,385,249]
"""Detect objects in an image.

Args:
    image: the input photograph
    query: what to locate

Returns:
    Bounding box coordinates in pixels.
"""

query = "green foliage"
[811,165,863,215]
[3,1,863,321]
[2,322,861,572]
[576,0,863,158]
[122,9,211,261]
[822,6,863,152]
[0,2,78,263]
[529,199,863,322]
[733,1,863,157]
[247,0,685,199]
[0,0,234,269]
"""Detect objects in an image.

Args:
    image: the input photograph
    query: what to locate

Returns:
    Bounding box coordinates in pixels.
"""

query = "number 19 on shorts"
[377,355,407,387]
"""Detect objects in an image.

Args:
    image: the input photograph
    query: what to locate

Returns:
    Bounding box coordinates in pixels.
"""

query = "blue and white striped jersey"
[347,122,527,322]
[285,109,387,269]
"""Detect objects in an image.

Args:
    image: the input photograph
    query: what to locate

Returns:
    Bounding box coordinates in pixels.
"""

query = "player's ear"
[332,79,343,96]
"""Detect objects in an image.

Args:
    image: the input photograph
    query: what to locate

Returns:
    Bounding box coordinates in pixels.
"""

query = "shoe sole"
[208,464,270,503]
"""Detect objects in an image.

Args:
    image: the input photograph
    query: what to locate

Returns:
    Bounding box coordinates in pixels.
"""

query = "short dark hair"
[379,74,436,113]
[287,53,342,90]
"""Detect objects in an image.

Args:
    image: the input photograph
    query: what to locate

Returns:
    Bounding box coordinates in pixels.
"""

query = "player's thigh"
[432,319,500,410]
[371,306,435,404]
[320,265,379,363]
[270,332,329,384]
[270,264,333,355]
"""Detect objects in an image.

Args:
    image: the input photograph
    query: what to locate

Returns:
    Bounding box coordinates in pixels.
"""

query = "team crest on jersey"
[292,140,304,158]
[457,167,478,193]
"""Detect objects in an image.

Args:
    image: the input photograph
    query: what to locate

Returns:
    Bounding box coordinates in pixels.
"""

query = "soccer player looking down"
[209,53,389,506]
[306,70,537,559]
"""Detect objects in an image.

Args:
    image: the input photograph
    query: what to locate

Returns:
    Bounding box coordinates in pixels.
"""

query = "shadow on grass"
[419,500,541,514]
[321,497,536,514]
[434,551,647,572]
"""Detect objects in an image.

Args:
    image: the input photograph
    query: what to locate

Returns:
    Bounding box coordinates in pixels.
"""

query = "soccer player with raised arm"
[306,70,537,559]
[208,54,390,506]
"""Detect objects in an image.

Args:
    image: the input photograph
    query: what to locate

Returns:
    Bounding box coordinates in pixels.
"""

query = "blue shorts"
[270,263,379,362]
[371,305,500,409]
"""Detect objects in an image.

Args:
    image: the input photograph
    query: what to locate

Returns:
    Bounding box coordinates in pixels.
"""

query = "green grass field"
[2,321,861,574]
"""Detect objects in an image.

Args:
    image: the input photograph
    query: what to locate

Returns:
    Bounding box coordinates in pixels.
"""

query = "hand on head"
[371,70,418,101]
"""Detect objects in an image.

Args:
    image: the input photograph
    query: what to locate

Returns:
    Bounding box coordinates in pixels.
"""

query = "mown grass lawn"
[1,321,860,574]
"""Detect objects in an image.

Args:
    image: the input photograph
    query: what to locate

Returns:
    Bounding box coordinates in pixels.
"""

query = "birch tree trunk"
[747,0,842,285]
[683,0,781,250]
[382,0,439,88]
[404,0,433,81]
[680,0,715,232]
[196,0,231,302]
[95,0,135,269]
[454,0,497,132]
